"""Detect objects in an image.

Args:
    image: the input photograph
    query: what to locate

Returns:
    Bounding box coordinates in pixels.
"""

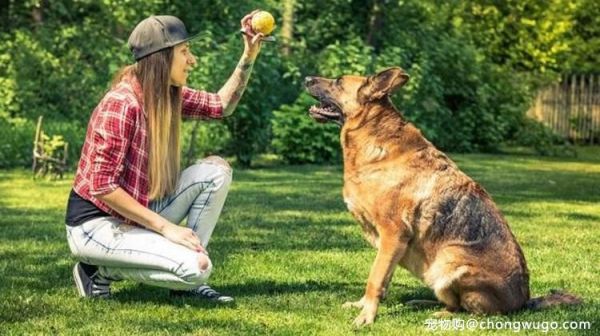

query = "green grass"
[1,148,599,335]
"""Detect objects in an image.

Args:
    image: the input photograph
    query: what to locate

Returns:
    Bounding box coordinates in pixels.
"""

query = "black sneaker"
[72,262,111,299]
[170,285,234,303]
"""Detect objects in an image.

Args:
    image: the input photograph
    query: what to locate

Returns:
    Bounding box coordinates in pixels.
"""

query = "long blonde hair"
[112,48,182,200]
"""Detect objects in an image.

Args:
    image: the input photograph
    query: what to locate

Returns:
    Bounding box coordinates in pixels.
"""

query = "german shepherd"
[304,68,581,327]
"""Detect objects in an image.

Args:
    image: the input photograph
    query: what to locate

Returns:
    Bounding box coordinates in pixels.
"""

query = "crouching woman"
[65,12,265,302]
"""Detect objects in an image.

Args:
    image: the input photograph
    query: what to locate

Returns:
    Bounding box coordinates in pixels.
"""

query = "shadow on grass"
[382,285,589,322]
[232,163,600,212]
[115,311,304,335]
[111,284,237,309]
[0,207,65,241]
[113,279,363,303]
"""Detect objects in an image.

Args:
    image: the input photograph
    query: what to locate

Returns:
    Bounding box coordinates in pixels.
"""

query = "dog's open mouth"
[308,99,344,126]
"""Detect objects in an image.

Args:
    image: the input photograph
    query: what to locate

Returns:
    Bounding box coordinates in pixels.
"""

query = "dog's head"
[304,67,409,126]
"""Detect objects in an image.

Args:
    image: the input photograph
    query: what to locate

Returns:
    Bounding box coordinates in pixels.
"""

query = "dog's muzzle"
[305,77,345,126]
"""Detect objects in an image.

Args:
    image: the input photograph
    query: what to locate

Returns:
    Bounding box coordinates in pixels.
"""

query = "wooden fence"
[528,74,600,144]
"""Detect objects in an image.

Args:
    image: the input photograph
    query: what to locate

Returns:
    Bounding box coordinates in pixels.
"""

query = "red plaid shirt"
[72,74,223,222]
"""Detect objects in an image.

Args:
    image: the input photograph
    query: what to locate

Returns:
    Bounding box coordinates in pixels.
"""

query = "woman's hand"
[240,10,265,59]
[95,187,207,254]
[158,218,207,254]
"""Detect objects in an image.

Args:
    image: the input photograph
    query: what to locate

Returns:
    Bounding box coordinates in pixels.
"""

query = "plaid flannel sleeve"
[181,86,223,119]
[88,96,134,195]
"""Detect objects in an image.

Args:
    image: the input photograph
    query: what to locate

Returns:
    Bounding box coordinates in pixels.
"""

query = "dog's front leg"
[347,236,408,327]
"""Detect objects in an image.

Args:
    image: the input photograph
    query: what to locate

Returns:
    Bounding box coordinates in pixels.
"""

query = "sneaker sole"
[216,296,234,303]
[72,264,87,297]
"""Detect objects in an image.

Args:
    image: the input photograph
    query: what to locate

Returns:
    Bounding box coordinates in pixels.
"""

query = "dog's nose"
[305,76,317,87]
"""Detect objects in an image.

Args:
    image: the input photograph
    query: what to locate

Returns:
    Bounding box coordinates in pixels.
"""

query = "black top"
[65,189,110,226]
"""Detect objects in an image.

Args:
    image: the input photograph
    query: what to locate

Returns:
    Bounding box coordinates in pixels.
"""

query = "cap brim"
[179,31,207,45]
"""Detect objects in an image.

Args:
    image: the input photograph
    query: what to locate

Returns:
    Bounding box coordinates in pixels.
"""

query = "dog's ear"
[360,67,409,101]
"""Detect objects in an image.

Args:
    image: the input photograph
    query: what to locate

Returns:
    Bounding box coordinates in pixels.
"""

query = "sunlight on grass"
[1,149,599,335]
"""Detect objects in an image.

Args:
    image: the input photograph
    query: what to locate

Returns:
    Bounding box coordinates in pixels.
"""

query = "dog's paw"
[352,308,376,327]
[431,309,454,318]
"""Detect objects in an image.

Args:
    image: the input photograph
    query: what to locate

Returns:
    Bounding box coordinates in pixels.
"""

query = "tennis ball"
[251,11,276,35]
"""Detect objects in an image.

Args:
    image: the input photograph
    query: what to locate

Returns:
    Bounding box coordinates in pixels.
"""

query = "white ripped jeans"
[65,157,232,290]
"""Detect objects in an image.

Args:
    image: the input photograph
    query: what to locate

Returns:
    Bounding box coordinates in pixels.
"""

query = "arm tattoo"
[237,62,253,71]
[219,57,255,116]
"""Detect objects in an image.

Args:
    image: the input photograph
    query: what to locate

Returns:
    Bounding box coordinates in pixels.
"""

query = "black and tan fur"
[304,68,581,327]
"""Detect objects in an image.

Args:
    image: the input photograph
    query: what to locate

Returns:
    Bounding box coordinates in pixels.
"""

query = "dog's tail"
[526,289,582,310]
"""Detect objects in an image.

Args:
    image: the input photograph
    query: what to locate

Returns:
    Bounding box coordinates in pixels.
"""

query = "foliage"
[34,132,68,180]
[274,2,538,162]
[0,118,34,168]
[1,0,598,168]
[272,38,373,164]
[509,118,577,156]
[0,1,149,121]
[272,93,341,164]
[563,0,600,74]
[181,121,230,166]
[223,44,297,167]
[0,118,85,169]
[444,0,576,75]
[40,133,66,160]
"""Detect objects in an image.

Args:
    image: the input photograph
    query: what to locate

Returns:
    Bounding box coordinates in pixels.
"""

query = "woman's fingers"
[178,236,199,253]
[240,11,257,30]
[187,241,197,251]
[174,228,200,252]
[187,231,207,254]
[176,237,195,252]
[240,13,252,27]
[252,32,265,44]
[161,223,207,254]
[240,10,261,34]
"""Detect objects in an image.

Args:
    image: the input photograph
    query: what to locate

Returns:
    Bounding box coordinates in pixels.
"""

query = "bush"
[377,23,533,152]
[0,118,84,169]
[0,118,34,168]
[510,117,576,156]
[272,92,341,164]
[224,45,293,167]
[181,120,231,166]
[2,0,590,168]
[271,37,375,165]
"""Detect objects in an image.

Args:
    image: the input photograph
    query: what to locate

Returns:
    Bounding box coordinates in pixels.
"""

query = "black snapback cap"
[128,15,198,61]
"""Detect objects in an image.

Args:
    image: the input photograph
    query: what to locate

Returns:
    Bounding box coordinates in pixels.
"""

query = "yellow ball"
[251,11,276,35]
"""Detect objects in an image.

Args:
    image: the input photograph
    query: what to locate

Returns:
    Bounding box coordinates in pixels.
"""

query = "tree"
[563,0,600,73]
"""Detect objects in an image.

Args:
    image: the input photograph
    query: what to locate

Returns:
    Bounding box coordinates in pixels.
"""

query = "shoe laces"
[192,285,233,302]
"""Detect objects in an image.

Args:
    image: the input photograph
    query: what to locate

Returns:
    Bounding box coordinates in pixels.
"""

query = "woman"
[65,12,266,302]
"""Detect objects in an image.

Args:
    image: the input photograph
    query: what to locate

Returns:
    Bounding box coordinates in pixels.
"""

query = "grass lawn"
[1,148,599,335]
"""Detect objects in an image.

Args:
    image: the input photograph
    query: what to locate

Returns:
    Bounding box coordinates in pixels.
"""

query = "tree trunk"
[0,0,10,30]
[32,0,45,27]
[281,0,295,56]
[366,0,386,51]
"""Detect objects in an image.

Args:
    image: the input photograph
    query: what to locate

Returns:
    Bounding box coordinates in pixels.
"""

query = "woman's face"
[170,42,196,87]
